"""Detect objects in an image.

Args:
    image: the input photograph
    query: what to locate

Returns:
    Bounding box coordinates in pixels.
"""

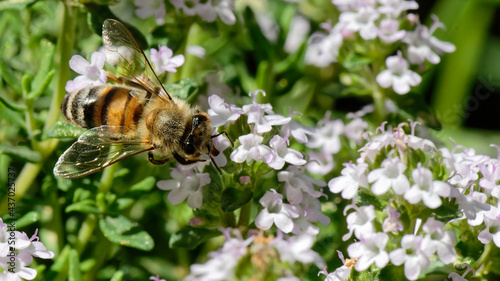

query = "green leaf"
[165,79,199,102]
[65,199,100,214]
[110,270,124,281]
[45,245,71,280]
[130,176,156,192]
[99,215,154,251]
[169,226,220,249]
[379,265,405,281]
[44,121,85,139]
[0,58,22,94]
[221,187,253,213]
[0,95,26,112]
[0,144,41,163]
[115,198,134,210]
[27,69,55,100]
[69,249,83,281]
[0,0,37,11]
[342,52,373,70]
[15,211,39,229]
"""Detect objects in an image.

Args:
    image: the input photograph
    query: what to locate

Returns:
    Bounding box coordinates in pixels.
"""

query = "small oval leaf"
[44,121,85,139]
[169,226,220,249]
[221,187,253,213]
[99,215,154,251]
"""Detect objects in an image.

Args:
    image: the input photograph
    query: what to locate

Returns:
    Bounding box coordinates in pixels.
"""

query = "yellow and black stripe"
[61,85,144,134]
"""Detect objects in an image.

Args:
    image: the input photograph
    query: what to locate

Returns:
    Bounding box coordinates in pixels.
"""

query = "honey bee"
[54,19,229,179]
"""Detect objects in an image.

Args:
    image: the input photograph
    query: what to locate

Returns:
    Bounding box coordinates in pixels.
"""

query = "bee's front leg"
[148,151,169,165]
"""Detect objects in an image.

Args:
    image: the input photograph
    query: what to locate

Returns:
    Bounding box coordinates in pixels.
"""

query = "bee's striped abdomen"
[61,85,144,136]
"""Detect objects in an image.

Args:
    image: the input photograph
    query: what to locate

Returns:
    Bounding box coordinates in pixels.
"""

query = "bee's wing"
[102,19,172,102]
[54,126,154,179]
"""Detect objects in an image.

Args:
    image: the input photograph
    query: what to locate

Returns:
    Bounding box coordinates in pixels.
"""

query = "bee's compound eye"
[183,142,196,155]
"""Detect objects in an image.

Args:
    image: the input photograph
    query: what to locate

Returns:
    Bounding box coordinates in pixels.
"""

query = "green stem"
[237,201,251,227]
[372,87,385,125]
[0,2,76,210]
[83,232,113,281]
[219,209,236,227]
[178,23,203,81]
[98,163,117,194]
[44,2,76,132]
[472,241,494,273]
[74,215,98,254]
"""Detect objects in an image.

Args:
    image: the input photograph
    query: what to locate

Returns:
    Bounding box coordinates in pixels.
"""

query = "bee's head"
[182,113,213,156]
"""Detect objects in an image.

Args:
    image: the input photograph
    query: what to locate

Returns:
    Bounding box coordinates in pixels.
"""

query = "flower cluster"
[215,90,308,170]
[0,218,54,280]
[323,120,500,280]
[170,0,236,25]
[132,0,236,25]
[185,229,324,281]
[306,0,455,95]
[66,45,184,93]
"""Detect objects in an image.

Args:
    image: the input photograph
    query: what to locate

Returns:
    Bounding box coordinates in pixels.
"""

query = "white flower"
[477,206,500,247]
[255,189,300,233]
[267,135,306,170]
[149,276,166,281]
[207,95,244,127]
[389,234,432,281]
[344,117,367,145]
[422,218,456,264]
[255,12,279,43]
[347,232,389,271]
[65,51,107,92]
[479,160,500,198]
[243,102,291,135]
[134,0,166,25]
[157,167,211,209]
[403,15,456,65]
[306,150,335,175]
[377,0,418,18]
[17,230,55,260]
[376,51,422,95]
[196,0,236,25]
[185,230,253,281]
[382,205,403,233]
[329,162,368,199]
[450,189,490,226]
[171,0,198,15]
[0,252,38,281]
[377,18,406,43]
[0,220,54,281]
[404,164,451,209]
[278,166,325,204]
[367,157,410,195]
[280,109,316,144]
[284,15,310,54]
[338,6,379,40]
[305,29,343,67]
[318,251,352,281]
[306,113,344,155]
[150,46,185,74]
[186,45,206,59]
[230,133,274,163]
[271,234,325,268]
[342,204,375,241]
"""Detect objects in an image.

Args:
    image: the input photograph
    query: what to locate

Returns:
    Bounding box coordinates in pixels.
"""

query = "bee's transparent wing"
[54,126,154,179]
[102,19,172,102]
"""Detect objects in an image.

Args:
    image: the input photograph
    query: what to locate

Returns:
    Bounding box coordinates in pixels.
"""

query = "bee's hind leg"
[148,151,169,165]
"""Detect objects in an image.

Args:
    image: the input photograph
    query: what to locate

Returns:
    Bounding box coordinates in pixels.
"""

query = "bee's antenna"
[211,130,234,147]
[210,156,222,175]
